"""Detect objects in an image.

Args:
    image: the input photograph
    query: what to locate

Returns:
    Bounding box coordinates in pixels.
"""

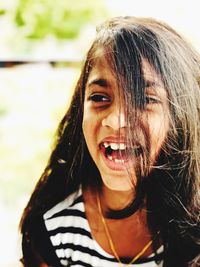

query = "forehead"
[87,56,164,89]
[87,56,113,83]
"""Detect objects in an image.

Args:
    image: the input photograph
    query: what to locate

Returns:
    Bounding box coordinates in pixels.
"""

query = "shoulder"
[43,187,84,225]
[44,187,82,219]
[42,187,95,266]
[43,186,91,238]
[27,188,85,266]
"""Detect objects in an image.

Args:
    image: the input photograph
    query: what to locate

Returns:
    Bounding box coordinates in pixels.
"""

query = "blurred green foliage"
[14,0,107,39]
[0,9,6,15]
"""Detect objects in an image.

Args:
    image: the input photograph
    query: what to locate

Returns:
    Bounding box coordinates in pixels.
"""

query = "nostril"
[102,113,126,130]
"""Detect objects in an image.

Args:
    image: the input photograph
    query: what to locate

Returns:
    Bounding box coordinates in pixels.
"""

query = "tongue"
[103,144,142,160]
[110,149,128,161]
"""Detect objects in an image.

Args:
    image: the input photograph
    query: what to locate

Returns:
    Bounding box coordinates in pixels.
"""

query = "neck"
[100,184,135,211]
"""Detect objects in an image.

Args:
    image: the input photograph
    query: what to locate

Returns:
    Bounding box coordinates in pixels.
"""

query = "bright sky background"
[105,0,200,51]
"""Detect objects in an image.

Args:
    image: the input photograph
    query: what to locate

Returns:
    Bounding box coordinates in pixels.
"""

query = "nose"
[102,105,127,130]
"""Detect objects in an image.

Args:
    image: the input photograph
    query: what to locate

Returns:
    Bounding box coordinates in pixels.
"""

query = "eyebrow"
[144,79,167,102]
[144,79,163,88]
[87,77,165,95]
[87,78,109,88]
[88,77,162,87]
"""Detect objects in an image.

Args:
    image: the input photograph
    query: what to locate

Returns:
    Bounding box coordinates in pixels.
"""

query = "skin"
[83,187,155,258]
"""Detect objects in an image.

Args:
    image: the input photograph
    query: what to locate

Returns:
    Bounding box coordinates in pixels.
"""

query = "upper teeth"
[103,142,126,150]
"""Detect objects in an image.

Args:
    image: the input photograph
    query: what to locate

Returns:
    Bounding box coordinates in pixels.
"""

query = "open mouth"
[100,142,142,164]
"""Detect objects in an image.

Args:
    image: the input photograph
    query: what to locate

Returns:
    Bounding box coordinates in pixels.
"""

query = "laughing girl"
[20,16,200,267]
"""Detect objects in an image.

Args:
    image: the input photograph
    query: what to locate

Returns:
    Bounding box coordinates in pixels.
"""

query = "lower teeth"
[107,155,125,163]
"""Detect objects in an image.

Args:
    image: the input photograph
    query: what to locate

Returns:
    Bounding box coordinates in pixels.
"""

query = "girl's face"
[82,56,169,191]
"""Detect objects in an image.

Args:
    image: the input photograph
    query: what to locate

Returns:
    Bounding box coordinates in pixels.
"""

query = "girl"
[20,16,200,267]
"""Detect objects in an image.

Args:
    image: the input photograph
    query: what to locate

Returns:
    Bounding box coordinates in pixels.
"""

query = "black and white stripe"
[44,188,163,267]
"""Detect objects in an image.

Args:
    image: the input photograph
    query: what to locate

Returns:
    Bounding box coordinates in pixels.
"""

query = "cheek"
[82,117,91,143]
[149,114,169,156]
[82,104,93,138]
[82,109,99,149]
[82,104,102,135]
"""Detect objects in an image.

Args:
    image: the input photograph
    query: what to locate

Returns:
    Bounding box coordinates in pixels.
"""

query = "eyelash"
[145,95,160,104]
[88,93,160,109]
[88,93,111,103]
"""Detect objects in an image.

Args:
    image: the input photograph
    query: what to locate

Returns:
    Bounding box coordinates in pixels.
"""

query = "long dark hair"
[20,16,200,266]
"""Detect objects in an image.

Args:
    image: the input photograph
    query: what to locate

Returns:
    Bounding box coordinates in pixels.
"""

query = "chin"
[101,175,134,192]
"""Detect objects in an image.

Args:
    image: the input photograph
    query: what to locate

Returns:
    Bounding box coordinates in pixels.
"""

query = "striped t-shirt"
[43,187,164,267]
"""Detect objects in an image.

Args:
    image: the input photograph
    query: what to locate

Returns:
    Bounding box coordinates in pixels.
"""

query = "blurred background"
[0,0,200,266]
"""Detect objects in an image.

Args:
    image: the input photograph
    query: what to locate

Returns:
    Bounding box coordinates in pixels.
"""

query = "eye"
[88,93,111,103]
[145,95,161,105]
